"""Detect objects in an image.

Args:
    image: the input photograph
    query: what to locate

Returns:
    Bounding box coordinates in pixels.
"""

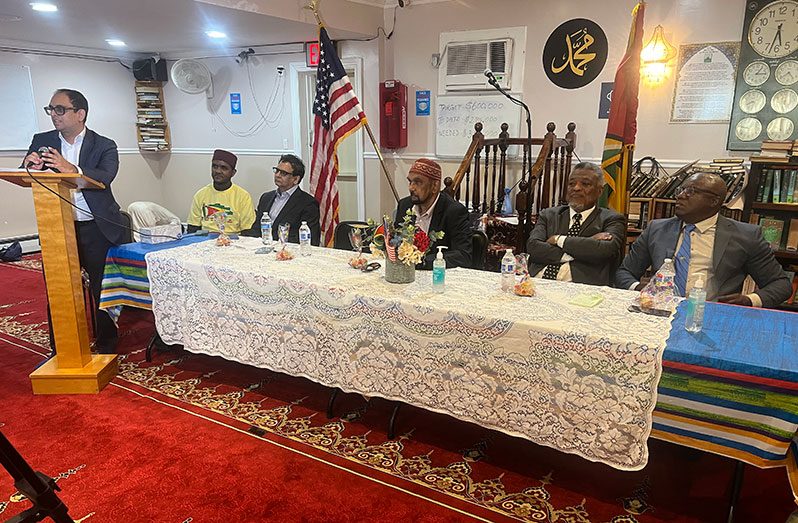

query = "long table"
[104,237,798,496]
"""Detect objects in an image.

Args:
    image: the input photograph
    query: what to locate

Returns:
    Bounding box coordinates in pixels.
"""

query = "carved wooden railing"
[443,121,576,253]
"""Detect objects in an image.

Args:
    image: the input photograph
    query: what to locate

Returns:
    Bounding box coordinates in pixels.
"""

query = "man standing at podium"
[22,89,125,354]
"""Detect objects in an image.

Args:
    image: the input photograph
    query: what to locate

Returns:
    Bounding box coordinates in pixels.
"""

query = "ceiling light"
[105,39,126,47]
[30,3,58,12]
[205,30,227,39]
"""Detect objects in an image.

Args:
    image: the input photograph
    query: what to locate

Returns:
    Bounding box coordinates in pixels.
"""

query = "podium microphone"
[26,146,50,168]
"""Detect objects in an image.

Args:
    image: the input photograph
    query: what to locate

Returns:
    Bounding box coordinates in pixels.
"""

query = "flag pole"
[305,0,400,204]
[363,122,400,203]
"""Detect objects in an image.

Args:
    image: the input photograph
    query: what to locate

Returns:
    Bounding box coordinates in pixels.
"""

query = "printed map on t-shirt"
[202,203,234,227]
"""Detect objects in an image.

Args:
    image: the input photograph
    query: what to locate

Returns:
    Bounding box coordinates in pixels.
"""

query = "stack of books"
[751,140,794,162]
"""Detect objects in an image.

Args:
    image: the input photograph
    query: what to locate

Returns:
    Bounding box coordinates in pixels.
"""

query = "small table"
[100,234,211,359]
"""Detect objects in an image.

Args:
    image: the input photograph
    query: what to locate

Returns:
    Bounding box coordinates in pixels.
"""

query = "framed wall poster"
[670,42,740,123]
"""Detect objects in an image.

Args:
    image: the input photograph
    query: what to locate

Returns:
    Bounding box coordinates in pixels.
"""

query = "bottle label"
[433,267,444,285]
[501,262,514,273]
[300,231,310,241]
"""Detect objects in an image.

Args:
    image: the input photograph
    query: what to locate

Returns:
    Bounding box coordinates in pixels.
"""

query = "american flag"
[309,27,367,247]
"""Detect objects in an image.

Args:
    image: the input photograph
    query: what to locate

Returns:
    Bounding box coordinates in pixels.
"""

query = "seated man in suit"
[527,162,626,286]
[394,158,472,269]
[616,172,792,308]
[187,149,255,234]
[247,154,321,245]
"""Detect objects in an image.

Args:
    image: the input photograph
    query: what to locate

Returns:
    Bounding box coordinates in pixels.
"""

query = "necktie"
[674,223,695,297]
[543,212,582,280]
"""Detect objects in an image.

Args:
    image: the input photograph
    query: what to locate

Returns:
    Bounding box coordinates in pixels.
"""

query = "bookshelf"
[625,158,746,254]
[134,80,170,152]
[742,159,798,310]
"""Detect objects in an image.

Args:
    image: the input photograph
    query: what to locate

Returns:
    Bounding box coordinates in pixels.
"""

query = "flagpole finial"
[304,0,324,27]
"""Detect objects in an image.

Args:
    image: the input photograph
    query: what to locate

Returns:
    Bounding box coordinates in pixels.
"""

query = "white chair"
[126,201,181,242]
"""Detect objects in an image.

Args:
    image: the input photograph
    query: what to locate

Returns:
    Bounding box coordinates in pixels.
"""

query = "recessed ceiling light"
[205,30,227,39]
[30,3,58,12]
[105,39,126,47]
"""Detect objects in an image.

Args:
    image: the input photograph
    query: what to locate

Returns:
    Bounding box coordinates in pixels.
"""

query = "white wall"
[0,51,164,238]
[1,0,750,238]
[386,0,745,190]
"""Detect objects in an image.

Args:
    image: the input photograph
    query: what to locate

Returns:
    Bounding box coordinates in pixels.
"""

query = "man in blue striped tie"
[616,172,792,308]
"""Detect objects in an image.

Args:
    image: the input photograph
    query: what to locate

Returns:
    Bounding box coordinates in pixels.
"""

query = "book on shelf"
[787,218,798,251]
[760,218,785,250]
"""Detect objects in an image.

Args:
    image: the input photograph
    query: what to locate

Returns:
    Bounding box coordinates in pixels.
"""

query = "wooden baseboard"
[29,354,118,395]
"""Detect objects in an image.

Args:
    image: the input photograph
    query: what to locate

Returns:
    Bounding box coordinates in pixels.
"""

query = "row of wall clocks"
[728,0,798,150]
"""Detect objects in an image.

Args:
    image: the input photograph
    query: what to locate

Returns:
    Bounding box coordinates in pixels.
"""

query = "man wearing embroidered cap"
[394,158,472,269]
[187,149,255,234]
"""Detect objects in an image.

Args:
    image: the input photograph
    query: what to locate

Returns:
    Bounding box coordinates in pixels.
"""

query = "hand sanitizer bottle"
[432,246,448,293]
[685,277,706,333]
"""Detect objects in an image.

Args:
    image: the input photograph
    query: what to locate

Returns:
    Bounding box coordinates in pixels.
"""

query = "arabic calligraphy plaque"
[543,18,608,89]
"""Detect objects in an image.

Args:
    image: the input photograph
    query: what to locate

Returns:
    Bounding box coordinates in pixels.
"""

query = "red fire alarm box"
[379,80,407,149]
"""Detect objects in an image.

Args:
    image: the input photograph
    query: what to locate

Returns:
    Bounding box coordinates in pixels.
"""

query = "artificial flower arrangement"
[367,210,444,266]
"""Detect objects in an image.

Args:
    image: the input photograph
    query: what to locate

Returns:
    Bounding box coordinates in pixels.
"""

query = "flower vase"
[384,256,416,284]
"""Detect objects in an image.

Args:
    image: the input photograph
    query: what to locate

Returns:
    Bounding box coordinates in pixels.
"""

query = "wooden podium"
[0,169,118,394]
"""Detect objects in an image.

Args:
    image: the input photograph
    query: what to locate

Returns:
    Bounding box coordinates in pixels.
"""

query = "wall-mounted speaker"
[132,58,168,82]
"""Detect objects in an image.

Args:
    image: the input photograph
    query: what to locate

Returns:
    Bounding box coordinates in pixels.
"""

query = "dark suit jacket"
[616,215,792,308]
[246,187,321,245]
[395,192,472,270]
[25,129,125,245]
[526,205,626,286]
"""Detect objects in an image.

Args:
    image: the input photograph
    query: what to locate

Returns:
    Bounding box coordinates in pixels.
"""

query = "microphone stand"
[485,75,534,250]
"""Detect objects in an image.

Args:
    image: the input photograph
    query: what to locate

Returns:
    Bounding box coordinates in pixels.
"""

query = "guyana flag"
[599,2,645,211]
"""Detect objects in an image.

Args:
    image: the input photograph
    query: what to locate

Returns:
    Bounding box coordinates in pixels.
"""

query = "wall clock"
[728,0,798,150]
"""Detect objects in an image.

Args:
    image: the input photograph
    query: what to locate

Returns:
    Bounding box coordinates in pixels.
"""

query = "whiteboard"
[435,93,523,158]
[0,65,38,150]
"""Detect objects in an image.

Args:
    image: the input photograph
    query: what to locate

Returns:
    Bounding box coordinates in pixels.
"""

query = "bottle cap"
[302,221,307,225]
[505,248,512,254]
[663,258,672,263]
[694,277,704,289]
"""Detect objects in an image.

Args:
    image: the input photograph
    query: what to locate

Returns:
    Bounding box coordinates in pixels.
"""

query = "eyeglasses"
[360,261,381,273]
[272,166,295,177]
[44,105,79,116]
[676,185,725,199]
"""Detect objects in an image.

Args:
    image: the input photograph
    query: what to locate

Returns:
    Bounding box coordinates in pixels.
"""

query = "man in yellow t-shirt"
[187,149,255,234]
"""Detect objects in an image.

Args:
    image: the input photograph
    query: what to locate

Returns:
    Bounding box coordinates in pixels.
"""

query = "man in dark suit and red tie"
[526,162,626,286]
[23,88,125,353]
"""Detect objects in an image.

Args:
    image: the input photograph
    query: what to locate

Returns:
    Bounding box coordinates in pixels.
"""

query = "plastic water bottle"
[685,277,707,333]
[501,248,515,292]
[655,258,677,291]
[260,213,272,246]
[299,221,311,256]
[432,246,448,293]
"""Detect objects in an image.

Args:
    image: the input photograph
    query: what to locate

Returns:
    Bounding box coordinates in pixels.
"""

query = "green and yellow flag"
[599,2,645,212]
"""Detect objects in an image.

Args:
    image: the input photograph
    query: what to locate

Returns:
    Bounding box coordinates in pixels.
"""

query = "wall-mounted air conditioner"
[444,38,513,91]
[438,27,526,94]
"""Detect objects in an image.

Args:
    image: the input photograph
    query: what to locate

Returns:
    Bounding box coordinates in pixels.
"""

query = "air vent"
[443,38,513,91]
[447,43,488,75]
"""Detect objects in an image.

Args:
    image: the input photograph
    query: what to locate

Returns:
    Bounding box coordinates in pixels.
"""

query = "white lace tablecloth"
[147,237,671,470]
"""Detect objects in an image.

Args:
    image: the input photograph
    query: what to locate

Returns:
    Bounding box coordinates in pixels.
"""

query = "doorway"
[290,60,365,222]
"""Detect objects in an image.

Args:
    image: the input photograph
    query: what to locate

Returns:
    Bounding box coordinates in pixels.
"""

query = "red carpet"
[0,255,795,522]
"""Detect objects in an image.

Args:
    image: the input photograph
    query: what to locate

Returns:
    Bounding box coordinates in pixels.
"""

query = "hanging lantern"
[640,25,677,84]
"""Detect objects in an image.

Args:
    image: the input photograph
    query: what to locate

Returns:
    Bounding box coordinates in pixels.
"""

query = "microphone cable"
[23,162,181,241]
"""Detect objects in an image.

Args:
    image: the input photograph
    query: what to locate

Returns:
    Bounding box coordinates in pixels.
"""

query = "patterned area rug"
[0,255,793,522]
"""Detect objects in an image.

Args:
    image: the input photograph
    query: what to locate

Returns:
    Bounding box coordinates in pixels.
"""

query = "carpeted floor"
[0,255,794,522]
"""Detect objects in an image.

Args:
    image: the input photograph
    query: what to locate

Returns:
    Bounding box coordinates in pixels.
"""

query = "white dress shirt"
[269,184,299,221]
[413,193,440,234]
[60,128,92,221]
[534,205,595,282]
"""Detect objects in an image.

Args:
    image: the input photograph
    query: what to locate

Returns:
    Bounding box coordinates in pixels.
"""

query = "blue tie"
[674,223,695,297]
